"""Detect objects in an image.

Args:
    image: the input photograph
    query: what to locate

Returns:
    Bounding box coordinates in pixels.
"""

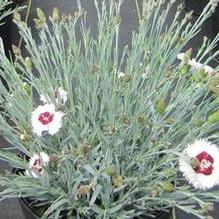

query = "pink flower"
[26,152,49,178]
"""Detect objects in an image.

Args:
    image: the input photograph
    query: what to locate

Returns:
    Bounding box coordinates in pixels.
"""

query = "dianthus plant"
[0,0,219,218]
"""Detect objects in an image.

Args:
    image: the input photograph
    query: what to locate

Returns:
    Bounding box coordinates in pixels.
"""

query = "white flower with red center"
[26,152,50,178]
[40,87,68,105]
[31,103,64,136]
[179,139,219,190]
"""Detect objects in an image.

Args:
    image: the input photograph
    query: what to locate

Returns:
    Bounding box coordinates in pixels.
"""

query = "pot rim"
[19,196,40,218]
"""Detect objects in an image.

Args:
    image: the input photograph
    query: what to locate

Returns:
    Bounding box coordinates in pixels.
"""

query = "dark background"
[0,0,219,218]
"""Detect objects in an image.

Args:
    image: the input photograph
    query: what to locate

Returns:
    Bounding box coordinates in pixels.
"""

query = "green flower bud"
[121,115,130,125]
[92,64,100,73]
[166,117,175,125]
[113,175,123,187]
[179,64,190,76]
[80,143,89,157]
[208,110,219,124]
[208,74,219,96]
[34,8,46,29]
[74,9,84,18]
[119,73,131,82]
[201,202,214,214]
[190,69,207,83]
[37,8,46,21]
[112,16,121,25]
[183,48,192,62]
[156,99,167,115]
[51,7,60,23]
[163,168,176,178]
[24,57,32,71]
[22,82,31,96]
[138,114,145,124]
[20,133,29,143]
[107,126,117,136]
[162,181,175,192]
[12,45,21,57]
[13,11,21,22]
[106,164,116,176]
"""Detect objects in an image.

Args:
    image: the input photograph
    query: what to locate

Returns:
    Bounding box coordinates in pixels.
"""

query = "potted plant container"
[19,197,171,219]
[0,1,219,219]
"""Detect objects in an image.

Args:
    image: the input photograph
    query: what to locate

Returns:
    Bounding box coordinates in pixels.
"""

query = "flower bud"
[34,8,46,29]
[163,168,175,178]
[51,7,60,23]
[118,72,131,82]
[184,49,192,62]
[78,143,89,157]
[24,57,33,71]
[208,110,219,124]
[77,185,89,195]
[13,11,21,22]
[162,181,175,192]
[37,8,46,21]
[12,45,21,57]
[179,64,190,76]
[138,114,145,124]
[22,82,31,96]
[112,16,121,25]
[208,74,219,96]
[107,126,117,136]
[156,99,167,115]
[166,117,175,125]
[20,132,29,143]
[190,69,207,83]
[106,165,116,176]
[121,115,130,125]
[201,202,214,214]
[74,9,84,18]
[113,175,123,187]
[92,64,100,73]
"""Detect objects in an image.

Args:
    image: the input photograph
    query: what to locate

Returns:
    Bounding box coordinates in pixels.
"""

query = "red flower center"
[193,151,214,175]
[38,111,54,125]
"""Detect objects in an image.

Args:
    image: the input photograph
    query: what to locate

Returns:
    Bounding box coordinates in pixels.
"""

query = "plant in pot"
[0,0,219,218]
